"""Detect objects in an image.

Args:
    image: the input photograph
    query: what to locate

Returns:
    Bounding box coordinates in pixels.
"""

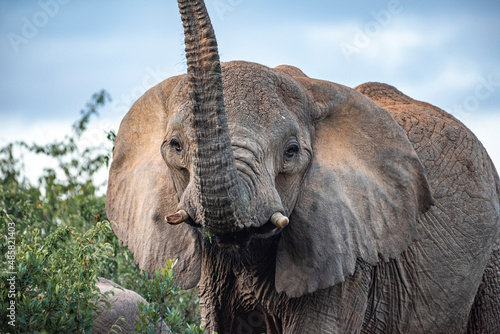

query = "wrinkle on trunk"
[178,0,243,233]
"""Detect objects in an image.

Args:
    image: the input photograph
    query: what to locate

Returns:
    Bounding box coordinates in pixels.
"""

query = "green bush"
[0,217,113,332]
[0,91,202,333]
[134,260,204,334]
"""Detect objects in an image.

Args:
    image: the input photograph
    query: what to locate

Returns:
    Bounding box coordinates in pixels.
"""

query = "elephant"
[105,0,500,332]
[92,278,170,334]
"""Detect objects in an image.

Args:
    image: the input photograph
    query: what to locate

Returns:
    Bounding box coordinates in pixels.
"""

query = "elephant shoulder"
[356,82,499,209]
[355,82,456,125]
[355,82,412,105]
[355,82,473,157]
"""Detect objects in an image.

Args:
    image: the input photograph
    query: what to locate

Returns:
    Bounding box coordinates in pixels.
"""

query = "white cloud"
[302,16,458,72]
[0,120,72,146]
[0,120,71,185]
[0,118,118,191]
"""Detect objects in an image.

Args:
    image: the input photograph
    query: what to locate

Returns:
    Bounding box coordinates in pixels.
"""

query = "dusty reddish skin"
[105,1,500,333]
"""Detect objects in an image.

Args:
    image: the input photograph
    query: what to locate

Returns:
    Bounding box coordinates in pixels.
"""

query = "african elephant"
[105,0,500,333]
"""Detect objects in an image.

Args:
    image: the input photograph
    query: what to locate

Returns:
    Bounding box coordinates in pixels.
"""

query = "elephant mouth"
[167,206,288,248]
[214,220,281,248]
[182,215,282,249]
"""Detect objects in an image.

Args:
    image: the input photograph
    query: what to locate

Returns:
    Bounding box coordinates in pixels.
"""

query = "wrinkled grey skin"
[92,278,170,334]
[105,0,500,333]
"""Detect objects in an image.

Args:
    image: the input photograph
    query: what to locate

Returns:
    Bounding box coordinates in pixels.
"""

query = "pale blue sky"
[1,0,499,172]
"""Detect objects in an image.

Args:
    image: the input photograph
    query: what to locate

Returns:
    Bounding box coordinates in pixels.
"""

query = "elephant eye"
[170,139,183,152]
[284,144,299,159]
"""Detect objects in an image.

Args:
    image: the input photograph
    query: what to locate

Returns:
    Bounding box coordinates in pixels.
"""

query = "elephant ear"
[275,75,433,298]
[106,75,201,289]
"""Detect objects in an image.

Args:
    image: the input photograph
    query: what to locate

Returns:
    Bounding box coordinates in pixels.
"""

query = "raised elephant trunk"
[177,0,243,233]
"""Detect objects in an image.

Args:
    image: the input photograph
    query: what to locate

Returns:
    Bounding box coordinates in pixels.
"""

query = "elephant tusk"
[270,212,289,228]
[165,210,189,225]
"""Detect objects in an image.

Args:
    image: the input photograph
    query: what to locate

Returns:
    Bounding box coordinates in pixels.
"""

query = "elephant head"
[106,0,433,297]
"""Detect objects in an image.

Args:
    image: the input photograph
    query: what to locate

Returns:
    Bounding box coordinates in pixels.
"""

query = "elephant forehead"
[221,61,307,123]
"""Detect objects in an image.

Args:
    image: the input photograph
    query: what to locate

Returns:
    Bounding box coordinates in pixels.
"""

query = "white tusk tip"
[270,212,289,228]
[165,210,188,225]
